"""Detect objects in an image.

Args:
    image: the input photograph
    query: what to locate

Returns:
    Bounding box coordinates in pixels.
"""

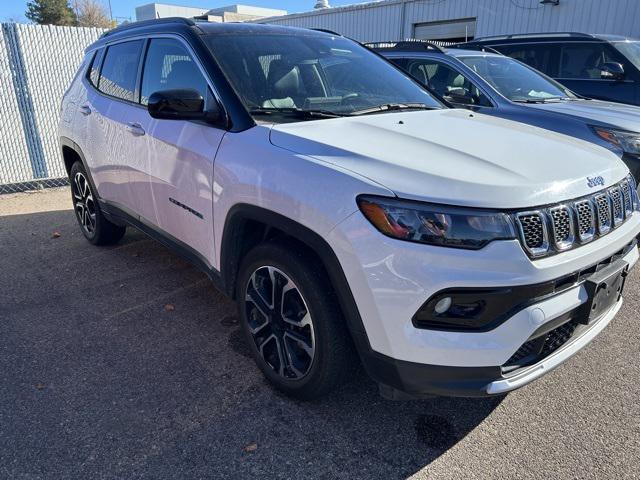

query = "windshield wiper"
[512,97,567,104]
[249,107,345,119]
[349,103,436,116]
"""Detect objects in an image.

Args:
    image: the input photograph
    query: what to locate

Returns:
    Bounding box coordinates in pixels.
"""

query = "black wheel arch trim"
[220,204,369,336]
[60,137,100,197]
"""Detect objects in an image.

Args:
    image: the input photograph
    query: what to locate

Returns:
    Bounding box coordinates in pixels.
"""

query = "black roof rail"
[101,17,196,38]
[365,40,446,53]
[473,31,596,42]
[448,44,502,54]
[310,28,342,36]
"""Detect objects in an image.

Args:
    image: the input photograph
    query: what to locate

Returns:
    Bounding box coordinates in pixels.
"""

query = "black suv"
[467,33,640,106]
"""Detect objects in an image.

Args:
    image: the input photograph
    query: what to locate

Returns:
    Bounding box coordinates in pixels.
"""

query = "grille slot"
[516,212,547,256]
[549,206,574,250]
[621,180,634,216]
[609,187,624,225]
[574,199,595,242]
[594,193,612,234]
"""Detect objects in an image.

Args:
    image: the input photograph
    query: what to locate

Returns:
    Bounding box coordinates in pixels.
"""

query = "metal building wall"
[260,0,640,42]
[0,24,103,193]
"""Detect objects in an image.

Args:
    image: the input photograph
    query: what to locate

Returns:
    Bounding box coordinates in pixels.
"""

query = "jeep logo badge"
[587,176,605,188]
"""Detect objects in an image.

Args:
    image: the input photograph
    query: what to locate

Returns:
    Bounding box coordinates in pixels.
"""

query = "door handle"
[79,104,92,116]
[126,122,145,136]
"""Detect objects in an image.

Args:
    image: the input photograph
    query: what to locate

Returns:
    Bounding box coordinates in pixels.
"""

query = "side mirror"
[148,89,222,123]
[444,87,474,106]
[600,62,625,81]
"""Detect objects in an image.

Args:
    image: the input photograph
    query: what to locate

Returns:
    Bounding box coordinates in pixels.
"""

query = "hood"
[269,109,629,209]
[528,99,640,132]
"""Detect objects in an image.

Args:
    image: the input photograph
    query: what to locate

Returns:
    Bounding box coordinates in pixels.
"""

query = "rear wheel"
[237,241,355,399]
[69,161,125,245]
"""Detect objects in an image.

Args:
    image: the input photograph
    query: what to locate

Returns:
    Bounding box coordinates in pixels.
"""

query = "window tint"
[98,40,143,102]
[495,44,560,77]
[559,44,625,79]
[404,59,492,106]
[88,48,104,87]
[140,38,208,105]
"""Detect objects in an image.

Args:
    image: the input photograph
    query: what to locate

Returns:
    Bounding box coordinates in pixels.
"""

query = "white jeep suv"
[59,20,640,399]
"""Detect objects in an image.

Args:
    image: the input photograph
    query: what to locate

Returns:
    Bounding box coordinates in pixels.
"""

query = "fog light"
[434,296,452,314]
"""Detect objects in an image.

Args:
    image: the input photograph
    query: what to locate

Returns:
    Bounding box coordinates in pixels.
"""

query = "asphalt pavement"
[1,188,639,479]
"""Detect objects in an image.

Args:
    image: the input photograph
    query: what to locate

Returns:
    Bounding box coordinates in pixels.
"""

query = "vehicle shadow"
[0,208,503,480]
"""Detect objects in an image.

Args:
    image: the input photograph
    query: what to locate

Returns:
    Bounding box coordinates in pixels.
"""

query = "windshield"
[459,55,574,102]
[205,33,442,118]
[613,41,640,71]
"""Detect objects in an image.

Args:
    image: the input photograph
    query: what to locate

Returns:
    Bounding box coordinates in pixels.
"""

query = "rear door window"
[98,40,144,102]
[494,44,560,77]
[140,38,209,105]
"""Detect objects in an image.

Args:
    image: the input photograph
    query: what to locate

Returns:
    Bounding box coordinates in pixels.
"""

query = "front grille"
[514,176,635,258]
[503,318,580,372]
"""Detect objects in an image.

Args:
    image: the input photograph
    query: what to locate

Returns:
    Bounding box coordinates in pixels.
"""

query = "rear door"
[136,36,225,266]
[89,39,145,211]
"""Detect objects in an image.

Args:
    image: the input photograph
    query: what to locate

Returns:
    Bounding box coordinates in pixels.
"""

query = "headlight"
[592,126,640,155]
[357,196,516,249]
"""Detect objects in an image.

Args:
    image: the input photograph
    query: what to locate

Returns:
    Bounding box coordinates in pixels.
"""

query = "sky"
[2,0,370,23]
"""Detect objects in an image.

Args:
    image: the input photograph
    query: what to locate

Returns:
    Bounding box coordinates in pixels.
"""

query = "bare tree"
[74,0,113,28]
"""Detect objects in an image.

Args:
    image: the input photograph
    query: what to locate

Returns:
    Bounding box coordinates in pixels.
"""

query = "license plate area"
[581,260,628,324]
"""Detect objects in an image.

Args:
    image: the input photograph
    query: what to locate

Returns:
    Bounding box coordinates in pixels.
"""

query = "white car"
[59,20,640,399]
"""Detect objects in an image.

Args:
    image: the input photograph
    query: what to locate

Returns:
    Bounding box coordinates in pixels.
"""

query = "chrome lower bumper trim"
[485,298,623,395]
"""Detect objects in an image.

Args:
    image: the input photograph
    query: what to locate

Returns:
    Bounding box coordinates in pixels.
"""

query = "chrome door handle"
[79,104,92,116]
[126,122,145,136]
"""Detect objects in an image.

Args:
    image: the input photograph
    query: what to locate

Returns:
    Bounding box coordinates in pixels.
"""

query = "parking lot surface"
[1,188,639,479]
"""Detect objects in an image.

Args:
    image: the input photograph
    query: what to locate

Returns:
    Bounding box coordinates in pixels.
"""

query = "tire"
[69,161,126,245]
[236,241,355,400]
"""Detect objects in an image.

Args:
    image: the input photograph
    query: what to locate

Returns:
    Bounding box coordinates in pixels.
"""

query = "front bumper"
[329,210,640,396]
[354,295,623,398]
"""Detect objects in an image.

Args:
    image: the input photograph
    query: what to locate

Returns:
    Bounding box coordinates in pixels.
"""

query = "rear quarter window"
[87,48,104,88]
[492,43,560,77]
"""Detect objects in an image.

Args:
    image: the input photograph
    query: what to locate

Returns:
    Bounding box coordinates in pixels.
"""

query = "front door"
[556,43,638,105]
[136,37,226,266]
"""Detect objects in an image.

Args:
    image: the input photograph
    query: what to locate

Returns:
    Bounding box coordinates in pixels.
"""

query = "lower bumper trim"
[485,298,622,395]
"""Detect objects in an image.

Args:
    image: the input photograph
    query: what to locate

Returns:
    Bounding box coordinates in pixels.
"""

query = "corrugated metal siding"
[260,0,640,41]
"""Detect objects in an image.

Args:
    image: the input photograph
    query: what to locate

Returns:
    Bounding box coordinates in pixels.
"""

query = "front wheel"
[237,241,355,399]
[69,161,126,245]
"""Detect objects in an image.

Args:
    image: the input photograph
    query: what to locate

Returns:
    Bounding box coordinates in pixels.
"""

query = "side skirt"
[99,199,226,293]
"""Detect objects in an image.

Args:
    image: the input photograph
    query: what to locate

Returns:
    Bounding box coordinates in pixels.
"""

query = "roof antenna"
[314,0,330,9]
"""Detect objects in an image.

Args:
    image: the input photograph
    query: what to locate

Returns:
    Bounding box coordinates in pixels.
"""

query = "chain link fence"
[0,23,104,194]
